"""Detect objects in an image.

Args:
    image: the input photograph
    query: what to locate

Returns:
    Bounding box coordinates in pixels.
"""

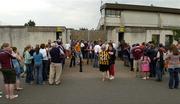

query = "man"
[49,43,63,85]
[131,44,143,77]
[57,41,66,69]
[93,41,101,68]
[0,43,18,99]
[155,44,166,81]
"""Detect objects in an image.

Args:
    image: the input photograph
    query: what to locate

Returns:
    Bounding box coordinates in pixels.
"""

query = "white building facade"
[97,3,180,46]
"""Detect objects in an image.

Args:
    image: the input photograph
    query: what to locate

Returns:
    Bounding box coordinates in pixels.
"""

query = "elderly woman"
[99,44,110,81]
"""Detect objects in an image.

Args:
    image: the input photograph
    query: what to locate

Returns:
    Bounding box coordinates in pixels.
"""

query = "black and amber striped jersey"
[99,51,110,65]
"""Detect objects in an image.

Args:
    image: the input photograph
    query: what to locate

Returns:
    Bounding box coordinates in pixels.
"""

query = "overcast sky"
[0,0,180,29]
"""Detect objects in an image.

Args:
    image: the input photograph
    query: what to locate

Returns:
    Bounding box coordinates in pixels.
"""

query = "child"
[140,53,151,80]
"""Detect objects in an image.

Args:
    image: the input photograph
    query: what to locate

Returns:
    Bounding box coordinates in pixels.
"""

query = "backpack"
[141,56,150,72]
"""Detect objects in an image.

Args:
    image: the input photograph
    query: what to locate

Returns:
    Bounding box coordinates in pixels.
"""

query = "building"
[0,26,71,53]
[97,3,180,46]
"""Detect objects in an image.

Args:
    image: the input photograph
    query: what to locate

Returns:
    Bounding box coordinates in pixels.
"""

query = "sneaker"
[16,88,23,91]
[142,77,147,80]
[5,95,9,99]
[109,76,115,80]
[10,95,18,100]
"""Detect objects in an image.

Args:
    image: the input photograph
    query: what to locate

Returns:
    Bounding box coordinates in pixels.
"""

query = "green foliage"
[173,29,180,41]
[24,20,36,26]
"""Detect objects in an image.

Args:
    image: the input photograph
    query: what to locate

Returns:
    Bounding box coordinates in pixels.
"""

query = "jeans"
[34,64,43,84]
[150,61,156,77]
[42,60,48,81]
[156,61,164,81]
[70,56,76,67]
[76,52,83,63]
[25,64,34,83]
[168,68,179,89]
[12,59,21,79]
[93,53,99,68]
[130,58,134,71]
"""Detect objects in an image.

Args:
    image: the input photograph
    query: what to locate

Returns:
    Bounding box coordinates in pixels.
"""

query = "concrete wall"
[106,26,174,46]
[122,11,159,27]
[124,32,146,45]
[161,13,180,27]
[0,27,66,54]
[0,27,27,54]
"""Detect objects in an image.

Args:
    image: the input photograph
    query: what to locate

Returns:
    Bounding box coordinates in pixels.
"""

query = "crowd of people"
[0,40,66,99]
[0,39,180,100]
[118,41,180,88]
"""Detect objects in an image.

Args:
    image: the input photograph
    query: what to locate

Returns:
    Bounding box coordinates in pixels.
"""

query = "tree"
[173,29,180,41]
[24,20,36,26]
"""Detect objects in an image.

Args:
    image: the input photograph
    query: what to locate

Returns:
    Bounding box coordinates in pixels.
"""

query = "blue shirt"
[33,52,43,65]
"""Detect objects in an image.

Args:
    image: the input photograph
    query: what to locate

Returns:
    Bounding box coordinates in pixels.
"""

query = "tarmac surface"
[0,59,180,104]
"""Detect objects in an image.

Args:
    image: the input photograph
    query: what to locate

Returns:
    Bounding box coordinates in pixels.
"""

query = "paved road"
[0,59,180,104]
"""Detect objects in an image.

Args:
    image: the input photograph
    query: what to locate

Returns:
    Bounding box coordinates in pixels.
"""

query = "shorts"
[99,65,110,72]
[1,69,16,84]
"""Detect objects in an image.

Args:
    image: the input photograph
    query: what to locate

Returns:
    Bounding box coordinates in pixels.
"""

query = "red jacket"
[0,50,14,69]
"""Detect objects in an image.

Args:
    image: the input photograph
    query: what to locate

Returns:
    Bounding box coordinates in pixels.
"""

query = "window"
[152,34,160,46]
[105,9,121,17]
[165,35,173,47]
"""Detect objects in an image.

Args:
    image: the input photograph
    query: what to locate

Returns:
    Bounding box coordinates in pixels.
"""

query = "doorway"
[118,32,124,43]
[56,32,62,41]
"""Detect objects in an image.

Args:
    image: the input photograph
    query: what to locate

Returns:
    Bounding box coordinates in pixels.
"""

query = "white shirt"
[64,43,70,50]
[156,51,166,60]
[94,45,101,54]
[40,49,48,60]
[80,43,85,48]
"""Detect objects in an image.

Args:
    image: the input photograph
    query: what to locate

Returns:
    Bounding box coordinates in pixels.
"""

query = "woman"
[108,43,116,80]
[12,47,23,90]
[33,47,43,85]
[24,45,34,84]
[99,44,110,81]
[40,44,49,83]
[0,43,18,99]
[166,44,180,89]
